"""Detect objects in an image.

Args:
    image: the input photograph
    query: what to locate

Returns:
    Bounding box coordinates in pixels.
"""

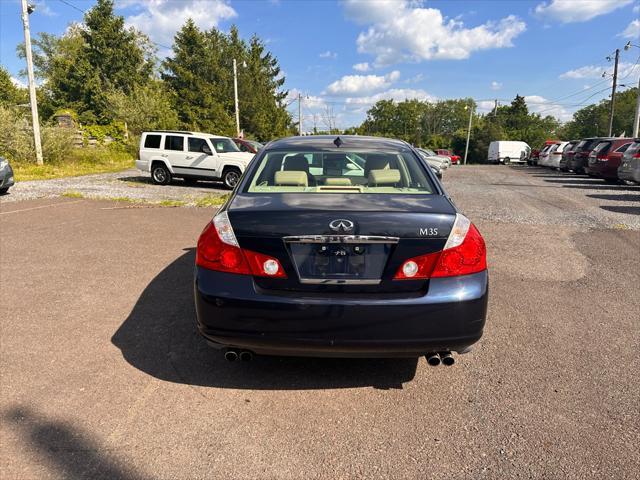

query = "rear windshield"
[577,139,598,151]
[244,150,435,194]
[593,142,611,154]
[623,142,640,159]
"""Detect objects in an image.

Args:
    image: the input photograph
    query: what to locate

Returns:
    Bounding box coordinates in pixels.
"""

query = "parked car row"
[533,136,640,184]
[136,131,261,188]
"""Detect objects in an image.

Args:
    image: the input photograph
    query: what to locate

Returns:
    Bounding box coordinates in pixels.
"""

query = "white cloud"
[286,89,326,109]
[524,95,572,122]
[620,19,640,39]
[343,0,525,65]
[352,62,371,72]
[319,50,338,59]
[490,81,503,90]
[560,62,638,80]
[325,71,401,96]
[634,4,640,13]
[10,76,27,89]
[125,0,237,46]
[476,100,496,113]
[35,1,57,16]
[405,73,424,84]
[344,88,436,106]
[534,0,632,23]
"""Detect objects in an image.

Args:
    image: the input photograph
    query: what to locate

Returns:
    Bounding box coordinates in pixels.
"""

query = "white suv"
[135,131,255,188]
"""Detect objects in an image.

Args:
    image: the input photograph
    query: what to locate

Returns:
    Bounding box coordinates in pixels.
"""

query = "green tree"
[105,80,178,135]
[17,1,153,123]
[163,20,235,135]
[0,66,27,106]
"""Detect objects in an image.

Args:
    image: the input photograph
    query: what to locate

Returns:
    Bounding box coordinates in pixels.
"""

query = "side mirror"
[202,145,212,155]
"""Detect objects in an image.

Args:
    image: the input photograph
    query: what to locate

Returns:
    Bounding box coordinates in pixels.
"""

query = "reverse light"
[196,212,286,278]
[394,214,486,280]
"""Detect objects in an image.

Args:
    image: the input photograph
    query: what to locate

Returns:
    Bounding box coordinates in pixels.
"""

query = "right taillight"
[196,211,286,278]
[394,214,487,280]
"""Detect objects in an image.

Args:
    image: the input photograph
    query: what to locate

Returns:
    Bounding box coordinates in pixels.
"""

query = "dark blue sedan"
[194,136,488,366]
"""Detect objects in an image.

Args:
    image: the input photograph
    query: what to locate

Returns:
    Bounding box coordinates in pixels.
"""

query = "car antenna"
[333,136,343,148]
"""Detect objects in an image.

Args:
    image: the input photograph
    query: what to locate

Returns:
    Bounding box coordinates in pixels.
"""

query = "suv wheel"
[222,167,241,189]
[151,164,171,185]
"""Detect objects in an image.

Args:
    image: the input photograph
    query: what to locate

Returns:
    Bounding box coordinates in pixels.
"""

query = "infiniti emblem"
[329,219,355,233]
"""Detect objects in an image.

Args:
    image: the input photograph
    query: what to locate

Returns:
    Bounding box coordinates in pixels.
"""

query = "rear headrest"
[364,154,392,175]
[283,154,309,173]
[275,170,308,187]
[368,169,401,186]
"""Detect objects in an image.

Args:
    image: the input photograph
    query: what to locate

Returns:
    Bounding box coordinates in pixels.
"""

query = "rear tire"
[0,188,8,195]
[504,157,510,165]
[151,163,172,185]
[222,167,241,189]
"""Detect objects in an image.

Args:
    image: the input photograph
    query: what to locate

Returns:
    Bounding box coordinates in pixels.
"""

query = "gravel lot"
[0,168,229,205]
[1,165,639,479]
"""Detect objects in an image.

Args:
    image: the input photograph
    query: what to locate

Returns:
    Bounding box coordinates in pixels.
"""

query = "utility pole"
[633,75,640,138]
[233,58,240,137]
[607,48,619,137]
[463,103,474,165]
[298,92,302,136]
[20,0,43,165]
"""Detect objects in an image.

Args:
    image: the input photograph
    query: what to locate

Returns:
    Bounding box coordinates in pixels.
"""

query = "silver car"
[0,157,15,194]
[618,139,640,184]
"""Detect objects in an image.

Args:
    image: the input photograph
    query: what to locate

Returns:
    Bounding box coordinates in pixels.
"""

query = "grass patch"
[158,199,186,207]
[61,190,84,198]
[194,194,228,208]
[12,147,134,181]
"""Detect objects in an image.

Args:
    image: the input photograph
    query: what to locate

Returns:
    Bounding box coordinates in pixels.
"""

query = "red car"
[233,138,264,154]
[586,138,633,181]
[436,149,460,164]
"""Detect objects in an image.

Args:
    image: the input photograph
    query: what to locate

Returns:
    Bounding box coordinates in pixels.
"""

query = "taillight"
[394,214,487,280]
[596,155,608,161]
[196,211,286,278]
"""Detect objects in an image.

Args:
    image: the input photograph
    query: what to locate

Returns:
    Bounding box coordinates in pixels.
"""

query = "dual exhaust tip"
[224,349,253,362]
[225,349,454,365]
[425,351,455,367]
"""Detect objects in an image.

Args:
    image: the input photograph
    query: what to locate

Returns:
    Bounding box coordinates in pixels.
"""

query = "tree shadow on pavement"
[111,249,418,390]
[2,406,152,480]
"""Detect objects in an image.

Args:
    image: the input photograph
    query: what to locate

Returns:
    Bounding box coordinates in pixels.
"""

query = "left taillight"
[196,211,286,278]
[394,214,487,280]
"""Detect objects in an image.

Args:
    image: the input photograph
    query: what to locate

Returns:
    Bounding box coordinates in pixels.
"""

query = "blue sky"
[1,0,639,129]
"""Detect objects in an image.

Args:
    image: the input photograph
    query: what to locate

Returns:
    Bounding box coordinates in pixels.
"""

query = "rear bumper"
[194,268,489,357]
[587,162,618,179]
[0,165,14,190]
[135,159,149,172]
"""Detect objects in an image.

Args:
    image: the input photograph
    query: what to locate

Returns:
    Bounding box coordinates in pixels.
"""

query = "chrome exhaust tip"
[425,352,441,366]
[440,351,455,366]
[239,350,253,362]
[224,350,238,362]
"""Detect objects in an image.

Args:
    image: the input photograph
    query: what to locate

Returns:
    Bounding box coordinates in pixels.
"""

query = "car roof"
[265,135,412,151]
[143,130,229,139]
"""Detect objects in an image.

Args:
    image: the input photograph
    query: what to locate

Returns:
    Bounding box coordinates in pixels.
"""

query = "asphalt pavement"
[1,166,638,479]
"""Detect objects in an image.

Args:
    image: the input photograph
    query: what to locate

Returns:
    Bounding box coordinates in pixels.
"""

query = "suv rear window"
[245,150,435,194]
[144,134,161,149]
[623,142,640,160]
[593,142,611,155]
[165,135,184,151]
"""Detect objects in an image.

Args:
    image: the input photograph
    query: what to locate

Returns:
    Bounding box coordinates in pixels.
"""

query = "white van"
[135,131,254,188]
[488,141,531,164]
